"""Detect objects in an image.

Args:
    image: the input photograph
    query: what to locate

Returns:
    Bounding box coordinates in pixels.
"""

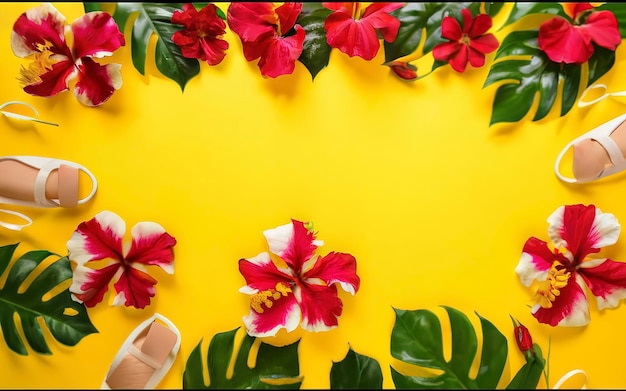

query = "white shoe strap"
[578,83,626,108]
[0,209,32,231]
[552,368,588,389]
[0,101,58,126]
[34,160,60,207]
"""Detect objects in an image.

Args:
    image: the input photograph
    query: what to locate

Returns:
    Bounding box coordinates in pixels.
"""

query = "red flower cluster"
[170,2,404,78]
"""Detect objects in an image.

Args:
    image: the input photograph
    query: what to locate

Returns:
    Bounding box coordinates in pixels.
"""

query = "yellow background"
[0,2,624,389]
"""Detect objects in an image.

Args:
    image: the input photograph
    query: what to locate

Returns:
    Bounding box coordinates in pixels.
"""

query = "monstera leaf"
[390,306,508,388]
[183,327,303,389]
[383,2,501,65]
[498,2,566,32]
[330,346,383,389]
[84,2,201,91]
[483,29,615,125]
[0,243,98,355]
[297,3,332,80]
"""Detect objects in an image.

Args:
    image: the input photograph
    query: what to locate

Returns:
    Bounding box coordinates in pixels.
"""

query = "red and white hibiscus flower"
[11,3,125,106]
[516,204,626,327]
[239,219,360,337]
[67,210,177,309]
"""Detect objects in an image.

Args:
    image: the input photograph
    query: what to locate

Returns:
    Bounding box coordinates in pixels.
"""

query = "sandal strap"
[33,160,61,207]
[0,209,32,231]
[593,135,624,166]
[128,344,163,370]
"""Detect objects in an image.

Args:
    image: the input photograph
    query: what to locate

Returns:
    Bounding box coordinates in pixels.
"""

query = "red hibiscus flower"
[538,3,620,64]
[432,8,499,73]
[323,2,404,61]
[227,2,305,78]
[171,3,229,65]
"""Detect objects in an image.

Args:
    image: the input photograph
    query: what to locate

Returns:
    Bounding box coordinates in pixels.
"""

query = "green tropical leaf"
[506,344,546,389]
[90,2,200,91]
[484,2,505,18]
[586,46,616,87]
[330,346,383,389]
[183,327,302,389]
[498,2,567,31]
[390,306,508,389]
[483,30,582,125]
[383,2,485,63]
[297,3,332,80]
[0,243,97,356]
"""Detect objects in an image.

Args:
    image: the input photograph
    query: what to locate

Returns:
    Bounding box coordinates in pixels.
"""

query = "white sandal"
[0,155,97,208]
[555,113,626,183]
[101,313,181,389]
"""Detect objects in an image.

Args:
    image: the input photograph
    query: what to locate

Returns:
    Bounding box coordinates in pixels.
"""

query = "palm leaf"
[183,327,302,389]
[390,306,508,388]
[0,243,97,355]
[498,2,567,32]
[297,3,332,80]
[85,2,200,91]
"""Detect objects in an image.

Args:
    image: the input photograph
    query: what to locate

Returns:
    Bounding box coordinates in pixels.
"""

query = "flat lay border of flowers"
[4,1,626,389]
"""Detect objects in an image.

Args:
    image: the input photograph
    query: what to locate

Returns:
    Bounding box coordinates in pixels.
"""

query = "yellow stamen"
[534,262,571,309]
[250,282,292,314]
[17,41,57,87]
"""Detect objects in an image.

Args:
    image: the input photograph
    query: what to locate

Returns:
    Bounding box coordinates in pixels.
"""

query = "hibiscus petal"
[22,59,76,98]
[264,219,319,271]
[299,283,343,332]
[227,2,277,43]
[361,3,403,42]
[440,14,463,41]
[532,274,590,327]
[468,12,493,37]
[74,58,122,107]
[325,11,381,60]
[275,2,303,34]
[467,46,486,68]
[112,266,158,309]
[124,221,177,274]
[10,3,68,58]
[580,10,621,51]
[432,41,460,62]
[448,45,469,72]
[516,237,556,286]
[579,258,626,310]
[548,204,620,261]
[303,252,360,295]
[322,2,351,12]
[67,210,126,267]
[257,26,305,77]
[538,17,593,64]
[469,33,499,55]
[171,3,197,27]
[71,11,125,59]
[239,252,294,293]
[242,288,300,337]
[70,262,121,307]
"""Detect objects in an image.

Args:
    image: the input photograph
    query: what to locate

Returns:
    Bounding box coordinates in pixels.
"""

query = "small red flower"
[384,60,418,81]
[432,8,499,73]
[323,2,404,61]
[515,323,533,352]
[538,3,620,64]
[227,2,305,78]
[171,3,229,66]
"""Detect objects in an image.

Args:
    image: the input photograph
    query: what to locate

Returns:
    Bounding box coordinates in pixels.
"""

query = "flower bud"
[514,323,533,352]
[385,61,418,81]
